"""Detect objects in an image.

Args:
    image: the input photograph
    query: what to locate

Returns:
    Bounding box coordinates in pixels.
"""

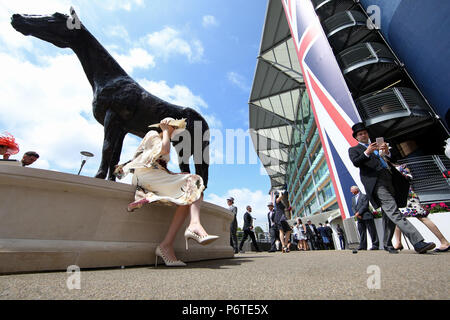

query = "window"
[322,182,335,201]
[315,160,328,181]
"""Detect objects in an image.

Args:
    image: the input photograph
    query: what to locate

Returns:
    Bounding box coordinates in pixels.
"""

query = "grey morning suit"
[349,143,423,247]
[229,205,238,252]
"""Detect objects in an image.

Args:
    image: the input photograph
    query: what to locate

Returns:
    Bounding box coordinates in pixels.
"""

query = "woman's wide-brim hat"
[351,122,368,139]
[0,132,20,155]
[148,118,187,130]
[148,118,187,139]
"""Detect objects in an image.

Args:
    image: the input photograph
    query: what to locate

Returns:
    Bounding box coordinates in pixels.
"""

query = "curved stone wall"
[0,164,234,274]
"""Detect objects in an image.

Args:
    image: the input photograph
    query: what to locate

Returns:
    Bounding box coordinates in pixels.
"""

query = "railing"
[323,10,380,53]
[312,0,358,22]
[397,155,450,204]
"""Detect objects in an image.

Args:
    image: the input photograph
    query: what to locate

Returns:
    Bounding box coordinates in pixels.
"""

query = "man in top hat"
[267,202,279,252]
[227,197,238,254]
[348,122,435,254]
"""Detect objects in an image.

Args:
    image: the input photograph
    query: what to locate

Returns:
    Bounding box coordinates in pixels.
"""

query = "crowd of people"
[226,122,450,255]
[228,194,342,253]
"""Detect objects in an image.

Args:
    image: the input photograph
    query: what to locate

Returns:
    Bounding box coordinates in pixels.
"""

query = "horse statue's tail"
[173,109,210,189]
[195,137,210,189]
[194,116,210,189]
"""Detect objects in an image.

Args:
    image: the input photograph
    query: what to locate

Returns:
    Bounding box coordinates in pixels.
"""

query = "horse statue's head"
[11,7,84,49]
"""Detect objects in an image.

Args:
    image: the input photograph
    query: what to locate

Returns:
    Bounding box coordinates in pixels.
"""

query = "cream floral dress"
[115,130,205,212]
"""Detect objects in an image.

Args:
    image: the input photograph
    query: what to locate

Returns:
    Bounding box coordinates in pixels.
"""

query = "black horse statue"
[11,8,210,187]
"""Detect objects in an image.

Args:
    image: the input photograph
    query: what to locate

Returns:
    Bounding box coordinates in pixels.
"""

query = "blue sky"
[0,0,273,229]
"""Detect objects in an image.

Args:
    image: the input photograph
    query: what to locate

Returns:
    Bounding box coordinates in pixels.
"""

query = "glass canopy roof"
[249,0,306,191]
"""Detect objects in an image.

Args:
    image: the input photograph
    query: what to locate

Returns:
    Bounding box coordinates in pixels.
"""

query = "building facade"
[250,0,449,223]
[249,0,338,219]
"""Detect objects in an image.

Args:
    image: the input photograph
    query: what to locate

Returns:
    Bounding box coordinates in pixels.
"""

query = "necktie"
[374,150,388,169]
[364,144,388,169]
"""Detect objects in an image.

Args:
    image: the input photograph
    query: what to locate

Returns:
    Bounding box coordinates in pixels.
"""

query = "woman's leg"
[286,230,291,249]
[418,217,450,249]
[159,205,190,260]
[186,194,209,237]
[393,226,402,249]
[279,229,286,250]
[304,240,309,251]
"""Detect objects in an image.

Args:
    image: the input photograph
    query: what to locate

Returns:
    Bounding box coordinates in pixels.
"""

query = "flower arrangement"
[353,209,382,221]
[423,202,450,214]
[372,210,383,219]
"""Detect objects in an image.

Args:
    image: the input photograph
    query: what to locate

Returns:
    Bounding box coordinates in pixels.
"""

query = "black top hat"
[351,122,368,139]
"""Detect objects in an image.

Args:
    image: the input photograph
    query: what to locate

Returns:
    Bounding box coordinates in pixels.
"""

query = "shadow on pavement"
[149,254,272,270]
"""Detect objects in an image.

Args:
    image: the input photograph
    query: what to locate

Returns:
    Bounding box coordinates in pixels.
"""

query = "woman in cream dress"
[115,118,218,266]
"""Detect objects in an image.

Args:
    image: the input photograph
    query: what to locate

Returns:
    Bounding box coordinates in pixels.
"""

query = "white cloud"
[137,79,222,131]
[100,0,144,12]
[206,188,271,231]
[111,47,155,74]
[0,52,103,174]
[227,71,251,92]
[143,26,204,63]
[138,79,208,111]
[0,0,72,15]
[105,25,130,42]
[0,0,72,53]
[202,15,219,28]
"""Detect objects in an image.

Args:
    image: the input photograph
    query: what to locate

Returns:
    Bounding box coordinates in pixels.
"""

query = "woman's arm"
[159,120,173,156]
[276,192,283,203]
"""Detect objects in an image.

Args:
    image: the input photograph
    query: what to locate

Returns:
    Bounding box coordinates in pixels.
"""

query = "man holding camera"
[348,122,435,254]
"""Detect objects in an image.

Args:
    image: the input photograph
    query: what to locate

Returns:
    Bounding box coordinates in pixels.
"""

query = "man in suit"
[351,186,379,250]
[267,202,278,252]
[317,223,330,250]
[336,224,346,249]
[305,219,320,250]
[238,206,261,253]
[348,122,435,254]
[324,222,334,250]
[227,197,238,254]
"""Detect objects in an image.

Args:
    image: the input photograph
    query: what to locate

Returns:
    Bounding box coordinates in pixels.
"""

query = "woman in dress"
[114,118,219,266]
[274,191,291,253]
[0,132,20,160]
[295,218,308,251]
[394,164,450,252]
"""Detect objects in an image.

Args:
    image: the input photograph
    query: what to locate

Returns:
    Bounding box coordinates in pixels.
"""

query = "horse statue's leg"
[95,109,122,180]
[107,129,127,181]
[194,138,209,189]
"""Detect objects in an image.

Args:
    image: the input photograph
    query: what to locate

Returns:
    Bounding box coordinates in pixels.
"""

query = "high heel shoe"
[154,246,186,267]
[394,244,404,251]
[184,229,219,250]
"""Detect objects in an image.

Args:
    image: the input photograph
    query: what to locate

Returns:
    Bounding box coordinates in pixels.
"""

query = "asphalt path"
[0,250,448,300]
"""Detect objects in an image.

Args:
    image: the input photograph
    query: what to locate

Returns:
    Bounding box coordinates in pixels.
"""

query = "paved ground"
[0,250,448,300]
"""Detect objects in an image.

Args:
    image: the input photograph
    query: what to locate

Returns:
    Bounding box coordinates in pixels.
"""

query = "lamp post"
[77,151,94,175]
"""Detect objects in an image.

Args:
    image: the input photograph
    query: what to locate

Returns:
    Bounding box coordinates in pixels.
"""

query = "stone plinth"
[0,165,233,274]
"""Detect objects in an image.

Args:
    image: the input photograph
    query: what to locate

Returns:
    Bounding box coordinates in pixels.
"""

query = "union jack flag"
[282,0,364,219]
